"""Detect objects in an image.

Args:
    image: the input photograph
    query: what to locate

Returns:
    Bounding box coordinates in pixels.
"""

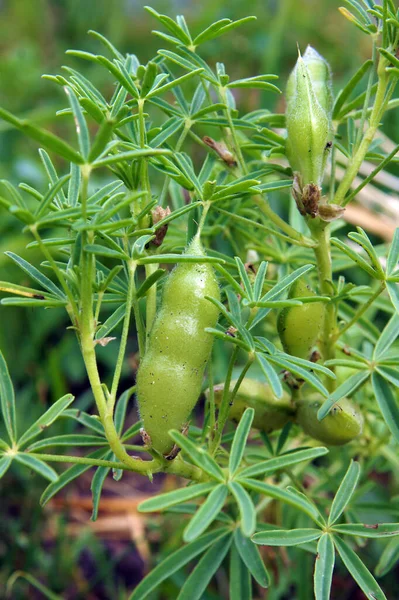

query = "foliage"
[1,1,399,598]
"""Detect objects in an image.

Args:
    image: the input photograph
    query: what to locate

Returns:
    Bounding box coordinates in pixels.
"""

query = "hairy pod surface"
[277,279,325,360]
[286,46,333,186]
[211,378,295,433]
[296,395,363,445]
[136,236,220,455]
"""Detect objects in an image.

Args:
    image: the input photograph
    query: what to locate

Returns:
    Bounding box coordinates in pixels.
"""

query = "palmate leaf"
[128,527,230,600]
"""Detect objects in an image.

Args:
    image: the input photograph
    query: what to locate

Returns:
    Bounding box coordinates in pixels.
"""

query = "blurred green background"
[0,1,397,598]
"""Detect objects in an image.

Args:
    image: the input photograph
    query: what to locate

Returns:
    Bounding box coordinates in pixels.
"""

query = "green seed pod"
[136,235,220,456]
[286,46,332,186]
[296,395,363,446]
[277,279,325,360]
[302,46,333,115]
[210,379,294,433]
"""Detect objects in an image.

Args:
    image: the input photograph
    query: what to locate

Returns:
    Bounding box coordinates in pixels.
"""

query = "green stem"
[335,55,390,207]
[253,195,316,247]
[210,346,242,455]
[109,260,137,410]
[336,282,385,339]
[30,227,79,319]
[144,262,158,338]
[220,87,246,173]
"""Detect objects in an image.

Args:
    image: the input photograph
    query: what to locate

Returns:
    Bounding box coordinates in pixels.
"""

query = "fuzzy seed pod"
[286,46,333,187]
[277,279,325,360]
[136,236,220,456]
[296,395,363,446]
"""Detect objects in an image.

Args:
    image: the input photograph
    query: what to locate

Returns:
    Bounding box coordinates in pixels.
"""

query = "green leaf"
[169,430,225,482]
[128,527,229,600]
[314,534,335,600]
[234,527,269,588]
[387,229,399,276]
[40,449,107,505]
[386,281,399,316]
[332,523,399,538]
[145,6,192,45]
[177,534,232,600]
[229,481,256,537]
[333,535,387,600]
[333,59,373,118]
[372,372,399,444]
[317,371,369,420]
[95,304,126,340]
[64,86,90,161]
[239,478,324,525]
[373,313,399,360]
[147,69,203,99]
[0,350,17,444]
[138,482,216,512]
[256,354,283,399]
[0,455,12,479]
[229,408,254,477]
[253,528,321,546]
[26,434,108,452]
[270,354,329,398]
[62,409,105,436]
[18,393,74,449]
[5,252,65,299]
[90,450,113,521]
[0,106,83,164]
[238,447,328,479]
[229,542,252,600]
[92,148,172,168]
[183,484,228,542]
[375,537,399,577]
[193,19,232,45]
[15,453,58,482]
[331,238,378,278]
[328,461,361,525]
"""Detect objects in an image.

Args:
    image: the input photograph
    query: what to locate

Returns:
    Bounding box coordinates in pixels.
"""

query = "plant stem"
[335,55,390,207]
[253,195,316,247]
[109,259,137,410]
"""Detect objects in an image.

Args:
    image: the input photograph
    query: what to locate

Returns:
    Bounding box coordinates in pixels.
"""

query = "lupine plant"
[1,2,399,598]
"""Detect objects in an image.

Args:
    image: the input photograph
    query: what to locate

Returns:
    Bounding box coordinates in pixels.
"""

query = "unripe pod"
[210,379,295,433]
[296,395,363,445]
[301,46,333,115]
[277,279,325,360]
[136,236,220,456]
[286,46,333,186]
